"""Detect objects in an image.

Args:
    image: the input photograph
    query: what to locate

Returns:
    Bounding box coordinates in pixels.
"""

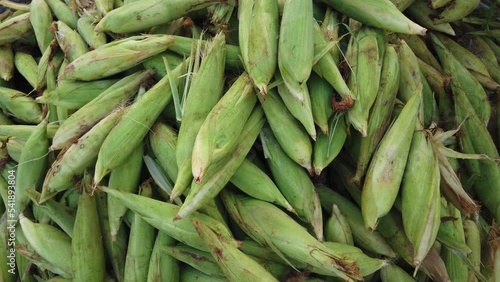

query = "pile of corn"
[0,0,499,281]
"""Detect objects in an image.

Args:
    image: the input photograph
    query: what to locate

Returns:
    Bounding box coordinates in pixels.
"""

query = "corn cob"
[230,158,294,212]
[124,181,156,282]
[278,0,314,104]
[461,34,500,83]
[238,0,278,96]
[0,12,32,45]
[94,192,127,281]
[308,72,333,134]
[321,242,386,277]
[433,0,481,24]
[52,20,89,63]
[95,0,220,34]
[169,35,241,71]
[463,219,481,282]
[77,15,107,50]
[220,191,361,281]
[381,263,416,281]
[40,108,125,203]
[435,33,491,78]
[258,89,313,171]
[45,0,78,29]
[316,184,396,258]
[353,45,400,183]
[312,21,354,114]
[0,124,58,141]
[51,70,153,150]
[180,266,227,282]
[191,72,257,182]
[347,26,383,137]
[147,232,179,282]
[174,32,226,200]
[95,0,113,17]
[94,60,186,184]
[482,224,500,281]
[325,204,354,245]
[398,34,443,72]
[313,114,348,175]
[13,52,38,89]
[59,35,174,81]
[19,214,73,278]
[361,87,421,230]
[175,106,265,219]
[102,187,234,252]
[405,1,455,36]
[260,125,323,241]
[72,174,106,282]
[162,245,224,278]
[26,189,75,237]
[39,78,119,110]
[107,143,143,239]
[193,219,279,282]
[431,33,491,125]
[453,80,500,222]
[14,117,48,219]
[321,0,426,35]
[0,87,42,124]
[276,72,316,140]
[401,126,441,268]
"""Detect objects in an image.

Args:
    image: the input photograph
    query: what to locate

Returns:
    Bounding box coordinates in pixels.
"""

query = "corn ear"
[72,174,106,282]
[102,187,235,252]
[19,214,72,278]
[308,72,333,134]
[325,204,354,245]
[238,0,279,96]
[175,32,226,199]
[261,126,323,241]
[380,263,416,282]
[162,245,223,278]
[313,114,348,175]
[193,219,279,282]
[278,0,314,103]
[40,108,125,203]
[431,33,491,125]
[0,87,42,124]
[52,20,89,63]
[258,89,312,171]
[45,0,78,29]
[402,128,441,268]
[59,35,174,81]
[0,12,32,45]
[191,72,257,182]
[275,72,316,140]
[14,117,48,219]
[14,52,38,89]
[51,70,152,150]
[220,191,361,281]
[406,1,455,36]
[316,184,396,258]
[353,45,399,184]
[147,232,179,282]
[321,0,426,35]
[175,106,265,219]
[123,181,156,282]
[433,0,481,24]
[95,0,220,34]
[230,158,294,212]
[108,143,143,239]
[94,60,187,184]
[361,89,421,230]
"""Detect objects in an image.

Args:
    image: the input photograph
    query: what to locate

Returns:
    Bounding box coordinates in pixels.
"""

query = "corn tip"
[314,168,322,176]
